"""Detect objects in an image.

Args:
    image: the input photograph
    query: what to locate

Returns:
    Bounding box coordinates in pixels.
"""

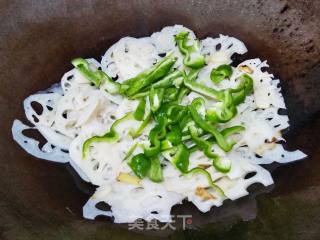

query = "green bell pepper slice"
[187,167,225,197]
[163,87,179,102]
[183,71,224,100]
[188,98,235,152]
[175,31,205,69]
[171,144,190,173]
[148,157,164,182]
[151,70,183,89]
[130,112,152,138]
[133,97,146,121]
[149,87,165,113]
[128,153,151,179]
[144,115,168,157]
[210,64,233,84]
[166,144,225,197]
[166,124,182,146]
[82,112,133,158]
[120,54,176,96]
[205,90,237,123]
[230,73,254,105]
[189,125,231,173]
[72,58,120,93]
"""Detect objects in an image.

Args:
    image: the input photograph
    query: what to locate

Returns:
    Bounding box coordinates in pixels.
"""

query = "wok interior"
[0,0,319,239]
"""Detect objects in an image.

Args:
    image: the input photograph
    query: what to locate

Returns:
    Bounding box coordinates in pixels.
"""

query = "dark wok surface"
[0,0,319,239]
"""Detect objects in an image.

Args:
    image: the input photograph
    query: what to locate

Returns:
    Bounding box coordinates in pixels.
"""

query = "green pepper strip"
[176,87,190,104]
[230,74,254,105]
[189,125,231,173]
[144,116,168,157]
[172,69,199,104]
[170,144,225,196]
[149,87,164,113]
[220,125,245,137]
[183,71,224,100]
[133,97,146,121]
[128,71,183,100]
[152,70,183,89]
[171,144,190,173]
[128,153,151,179]
[130,112,152,138]
[165,104,188,124]
[130,85,180,101]
[205,90,237,123]
[187,167,225,196]
[130,91,150,99]
[179,111,192,132]
[175,31,205,69]
[71,58,120,93]
[82,112,133,158]
[124,142,139,160]
[163,87,179,102]
[145,103,185,157]
[121,54,176,96]
[188,98,235,152]
[210,64,233,84]
[161,139,173,151]
[189,125,245,153]
[205,74,253,122]
[166,124,182,146]
[148,157,164,182]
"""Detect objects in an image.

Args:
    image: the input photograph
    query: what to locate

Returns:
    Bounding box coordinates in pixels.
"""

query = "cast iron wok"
[0,0,319,239]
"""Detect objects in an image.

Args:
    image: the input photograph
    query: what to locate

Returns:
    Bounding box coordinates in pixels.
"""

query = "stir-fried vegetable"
[77,30,255,190]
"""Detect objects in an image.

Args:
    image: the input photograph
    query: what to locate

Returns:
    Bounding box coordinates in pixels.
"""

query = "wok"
[0,0,319,239]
